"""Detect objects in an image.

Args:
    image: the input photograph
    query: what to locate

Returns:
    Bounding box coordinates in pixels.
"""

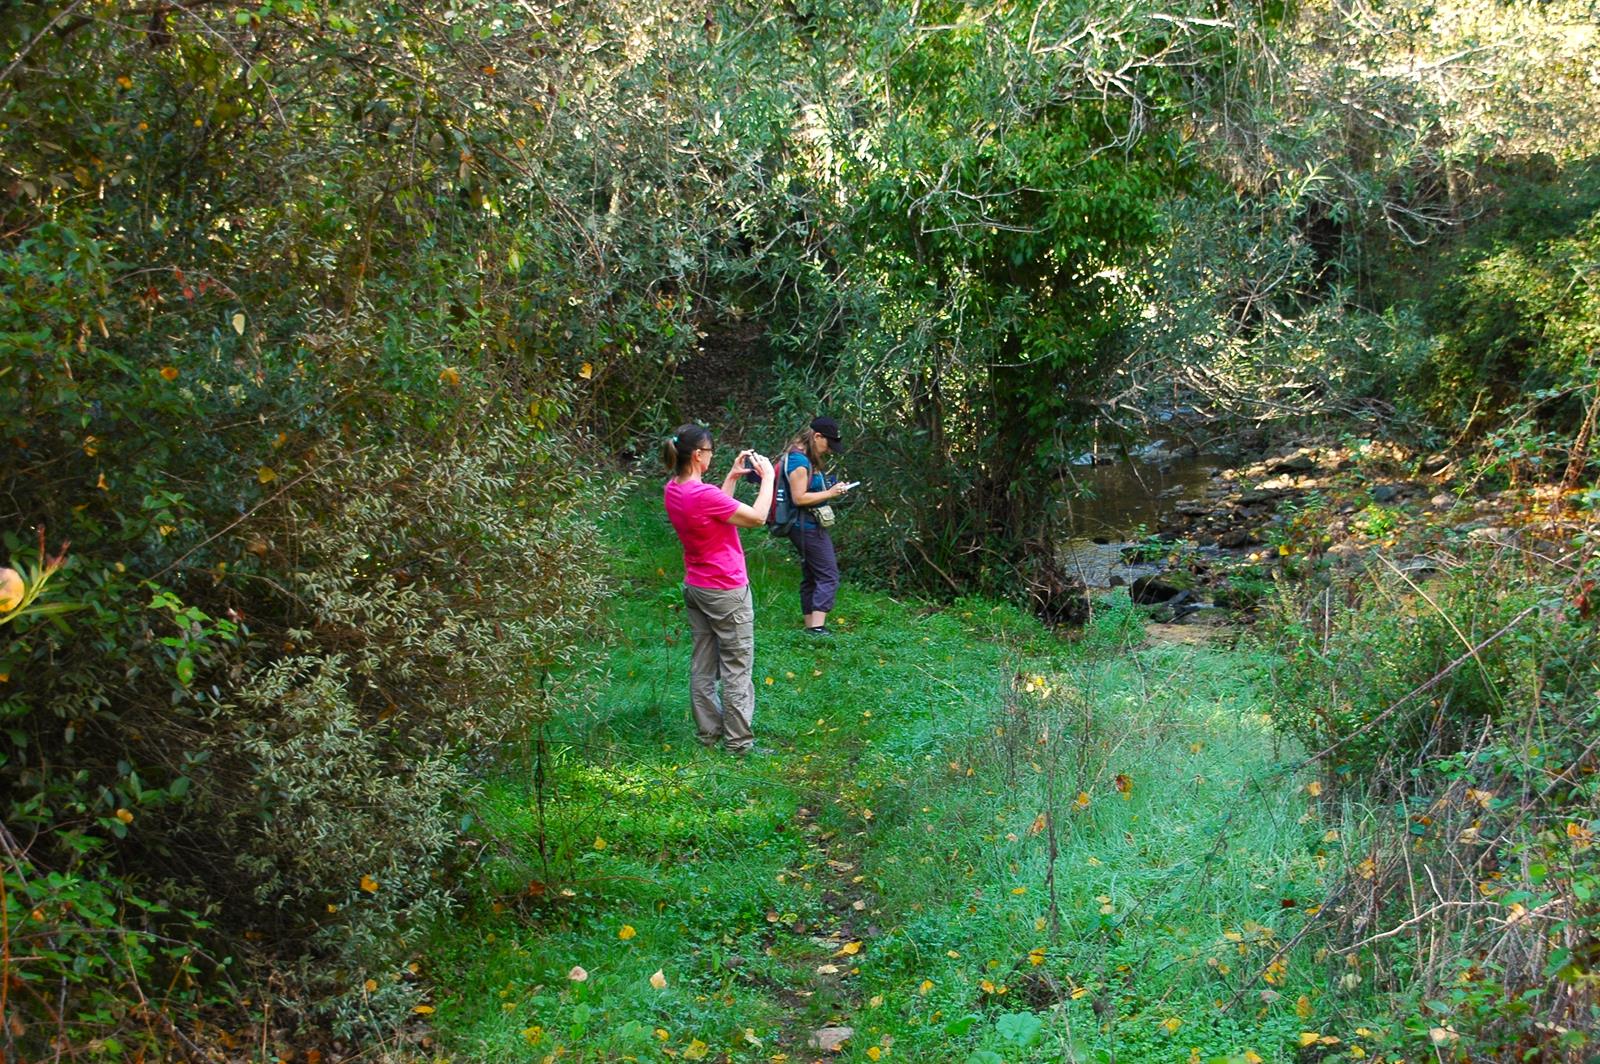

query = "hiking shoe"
[731,744,775,758]
[805,625,835,637]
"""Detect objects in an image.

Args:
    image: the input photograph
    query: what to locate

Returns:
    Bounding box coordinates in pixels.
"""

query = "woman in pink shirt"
[662,423,775,755]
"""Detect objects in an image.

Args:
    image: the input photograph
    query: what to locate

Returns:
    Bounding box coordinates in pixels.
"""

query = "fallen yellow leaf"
[650,969,667,989]
[618,924,637,940]
[359,874,379,893]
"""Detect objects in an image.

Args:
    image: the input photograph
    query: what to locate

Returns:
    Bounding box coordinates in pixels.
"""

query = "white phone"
[836,481,861,491]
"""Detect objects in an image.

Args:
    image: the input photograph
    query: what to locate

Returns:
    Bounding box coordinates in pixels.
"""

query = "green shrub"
[1263,540,1600,1058]
[1409,161,1600,432]
[1263,552,1570,776]
[0,4,624,1051]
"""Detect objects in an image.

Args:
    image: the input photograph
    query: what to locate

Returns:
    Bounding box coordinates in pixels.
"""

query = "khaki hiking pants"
[682,583,756,753]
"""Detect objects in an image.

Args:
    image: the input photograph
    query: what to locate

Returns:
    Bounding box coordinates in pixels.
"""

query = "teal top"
[783,451,825,530]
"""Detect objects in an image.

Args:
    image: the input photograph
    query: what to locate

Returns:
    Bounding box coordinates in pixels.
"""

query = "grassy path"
[427,493,1353,1063]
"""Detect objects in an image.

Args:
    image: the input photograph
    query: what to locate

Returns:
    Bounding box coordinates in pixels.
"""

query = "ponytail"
[662,423,710,476]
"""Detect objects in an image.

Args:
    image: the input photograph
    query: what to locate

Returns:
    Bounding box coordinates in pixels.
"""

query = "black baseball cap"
[810,416,844,453]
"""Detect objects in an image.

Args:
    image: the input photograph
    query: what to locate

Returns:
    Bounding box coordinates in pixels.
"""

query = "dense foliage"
[2,0,1598,1056]
[0,0,631,1048]
[1267,542,1600,1057]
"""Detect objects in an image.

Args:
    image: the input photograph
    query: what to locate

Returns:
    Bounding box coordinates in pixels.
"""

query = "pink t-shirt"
[664,479,747,589]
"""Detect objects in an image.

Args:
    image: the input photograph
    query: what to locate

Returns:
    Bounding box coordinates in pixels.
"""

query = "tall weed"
[1264,536,1600,1058]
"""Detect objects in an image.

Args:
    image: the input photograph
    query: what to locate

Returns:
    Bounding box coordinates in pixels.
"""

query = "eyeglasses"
[696,446,714,453]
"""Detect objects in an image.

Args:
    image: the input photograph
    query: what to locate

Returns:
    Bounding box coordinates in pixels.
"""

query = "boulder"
[809,1027,853,1053]
[1217,527,1261,549]
[1467,526,1517,546]
[1269,450,1318,474]
[1131,576,1184,604]
[1372,484,1403,503]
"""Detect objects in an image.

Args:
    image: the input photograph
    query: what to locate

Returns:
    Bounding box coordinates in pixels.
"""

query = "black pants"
[787,525,839,614]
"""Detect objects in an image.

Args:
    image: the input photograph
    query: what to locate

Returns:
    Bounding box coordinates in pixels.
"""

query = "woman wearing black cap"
[781,416,853,636]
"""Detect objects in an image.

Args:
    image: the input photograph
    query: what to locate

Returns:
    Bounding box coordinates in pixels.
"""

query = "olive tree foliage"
[0,0,809,1047]
[1117,0,1600,431]
[742,0,1235,599]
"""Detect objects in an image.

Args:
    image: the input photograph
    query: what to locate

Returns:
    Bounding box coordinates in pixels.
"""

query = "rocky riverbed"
[1057,435,1571,632]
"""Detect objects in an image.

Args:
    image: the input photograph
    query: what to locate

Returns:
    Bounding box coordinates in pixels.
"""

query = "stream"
[1057,449,1221,589]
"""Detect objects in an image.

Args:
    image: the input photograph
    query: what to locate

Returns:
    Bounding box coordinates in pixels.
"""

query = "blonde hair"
[785,427,828,468]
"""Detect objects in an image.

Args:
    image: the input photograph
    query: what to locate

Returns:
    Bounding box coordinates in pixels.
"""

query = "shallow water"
[1060,453,1218,540]
[1056,452,1219,588]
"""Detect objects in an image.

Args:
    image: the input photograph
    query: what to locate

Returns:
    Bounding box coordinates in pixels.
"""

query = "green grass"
[425,487,1366,1063]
